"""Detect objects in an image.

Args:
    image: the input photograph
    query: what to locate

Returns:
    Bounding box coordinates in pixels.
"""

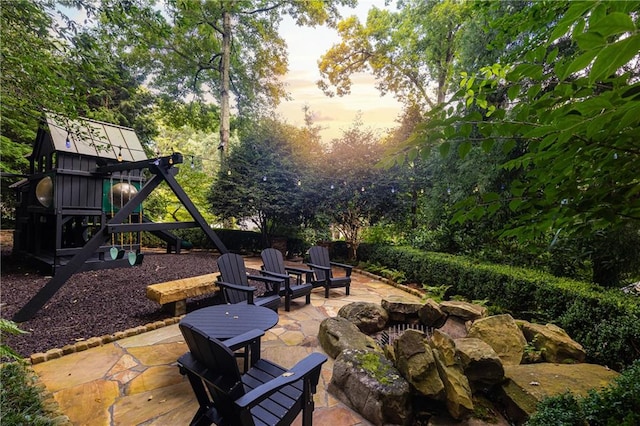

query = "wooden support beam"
[12,174,164,322]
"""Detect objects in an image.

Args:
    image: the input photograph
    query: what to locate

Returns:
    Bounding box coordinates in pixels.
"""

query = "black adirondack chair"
[260,248,313,312]
[178,324,327,426]
[306,246,352,298]
[216,253,282,312]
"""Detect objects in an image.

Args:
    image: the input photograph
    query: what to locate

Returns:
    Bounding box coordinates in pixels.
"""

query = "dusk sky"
[276,0,403,142]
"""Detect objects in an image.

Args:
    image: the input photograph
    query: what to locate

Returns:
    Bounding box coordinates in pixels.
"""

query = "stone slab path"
[31,258,424,426]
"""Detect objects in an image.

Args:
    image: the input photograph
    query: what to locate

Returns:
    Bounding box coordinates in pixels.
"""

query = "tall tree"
[410,1,640,284]
[208,118,305,245]
[99,0,355,163]
[312,116,401,259]
[317,0,471,110]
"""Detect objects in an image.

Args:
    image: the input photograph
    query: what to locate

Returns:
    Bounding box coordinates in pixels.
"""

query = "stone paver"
[32,258,423,425]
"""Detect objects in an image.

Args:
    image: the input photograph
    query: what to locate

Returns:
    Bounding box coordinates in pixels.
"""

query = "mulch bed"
[1,249,225,358]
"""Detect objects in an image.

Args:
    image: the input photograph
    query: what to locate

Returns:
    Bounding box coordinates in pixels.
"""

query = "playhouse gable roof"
[43,114,147,161]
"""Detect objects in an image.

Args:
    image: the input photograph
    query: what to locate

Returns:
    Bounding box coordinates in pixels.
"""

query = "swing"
[108,174,127,260]
[126,172,137,265]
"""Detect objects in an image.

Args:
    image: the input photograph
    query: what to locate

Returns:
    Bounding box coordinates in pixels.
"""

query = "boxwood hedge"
[357,244,640,370]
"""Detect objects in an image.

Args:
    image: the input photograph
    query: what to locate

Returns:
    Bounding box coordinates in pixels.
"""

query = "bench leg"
[163,300,186,316]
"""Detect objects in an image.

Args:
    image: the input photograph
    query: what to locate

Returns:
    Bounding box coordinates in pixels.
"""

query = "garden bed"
[1,248,220,358]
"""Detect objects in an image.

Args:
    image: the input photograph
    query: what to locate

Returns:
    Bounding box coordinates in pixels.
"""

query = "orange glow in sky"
[277,0,403,142]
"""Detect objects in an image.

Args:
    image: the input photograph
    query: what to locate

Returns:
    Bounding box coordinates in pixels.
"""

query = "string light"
[44,115,413,195]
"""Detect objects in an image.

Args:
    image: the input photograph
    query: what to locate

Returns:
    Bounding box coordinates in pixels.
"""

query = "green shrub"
[0,362,56,425]
[526,360,640,426]
[357,244,640,369]
[142,228,264,253]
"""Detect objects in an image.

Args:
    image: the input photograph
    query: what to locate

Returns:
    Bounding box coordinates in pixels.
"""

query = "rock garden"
[318,298,619,425]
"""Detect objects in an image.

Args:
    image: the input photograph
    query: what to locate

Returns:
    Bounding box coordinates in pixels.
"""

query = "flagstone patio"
[31,258,424,425]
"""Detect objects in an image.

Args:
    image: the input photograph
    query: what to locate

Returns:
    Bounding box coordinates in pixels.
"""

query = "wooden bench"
[146,274,219,316]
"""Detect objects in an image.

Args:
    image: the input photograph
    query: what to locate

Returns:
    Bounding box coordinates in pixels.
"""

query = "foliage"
[359,262,407,284]
[308,116,403,259]
[400,1,640,279]
[208,118,306,244]
[357,243,640,369]
[0,319,28,361]
[526,360,640,426]
[97,0,355,153]
[0,362,56,426]
[318,0,472,108]
[144,118,219,224]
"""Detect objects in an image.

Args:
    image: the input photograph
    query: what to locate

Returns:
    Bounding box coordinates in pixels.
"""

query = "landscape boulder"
[381,295,422,323]
[429,329,474,420]
[418,298,447,327]
[500,363,620,423]
[318,316,381,358]
[329,349,412,426]
[440,300,487,321]
[338,302,388,334]
[468,314,527,365]
[432,348,474,420]
[454,337,505,385]
[438,315,469,339]
[393,329,445,400]
[518,321,586,363]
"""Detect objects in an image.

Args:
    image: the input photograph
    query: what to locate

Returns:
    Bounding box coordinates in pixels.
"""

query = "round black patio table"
[180,303,279,340]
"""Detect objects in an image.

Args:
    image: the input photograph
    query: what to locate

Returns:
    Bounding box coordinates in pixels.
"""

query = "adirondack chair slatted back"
[218,253,250,286]
[309,246,331,281]
[261,248,287,275]
[179,323,245,420]
[221,283,254,305]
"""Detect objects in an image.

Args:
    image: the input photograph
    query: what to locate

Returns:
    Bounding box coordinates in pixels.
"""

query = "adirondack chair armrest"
[234,353,328,410]
[247,274,282,295]
[259,270,289,281]
[223,328,265,351]
[216,281,257,304]
[305,263,330,272]
[330,261,353,276]
[260,270,291,290]
[178,352,218,383]
[284,265,312,276]
[215,281,258,293]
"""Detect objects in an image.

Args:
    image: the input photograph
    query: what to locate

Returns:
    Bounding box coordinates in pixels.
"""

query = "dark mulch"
[1,249,226,358]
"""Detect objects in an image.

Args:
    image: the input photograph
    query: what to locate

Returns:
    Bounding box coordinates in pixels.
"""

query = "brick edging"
[28,316,184,365]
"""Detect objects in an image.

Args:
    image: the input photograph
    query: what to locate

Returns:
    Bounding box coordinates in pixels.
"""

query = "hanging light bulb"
[391,187,395,193]
[117,146,123,162]
[361,186,365,192]
[297,179,302,186]
[65,132,71,149]
[190,156,195,169]
[330,184,335,190]
[262,176,267,182]
[227,169,232,176]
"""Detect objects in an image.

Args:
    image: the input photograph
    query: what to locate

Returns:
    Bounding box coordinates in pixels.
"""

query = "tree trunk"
[219,9,231,165]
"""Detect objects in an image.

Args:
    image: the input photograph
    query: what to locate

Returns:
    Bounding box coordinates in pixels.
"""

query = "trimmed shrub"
[357,244,640,369]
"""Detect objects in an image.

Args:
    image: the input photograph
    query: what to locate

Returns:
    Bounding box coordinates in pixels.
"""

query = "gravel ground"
[1,249,225,358]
